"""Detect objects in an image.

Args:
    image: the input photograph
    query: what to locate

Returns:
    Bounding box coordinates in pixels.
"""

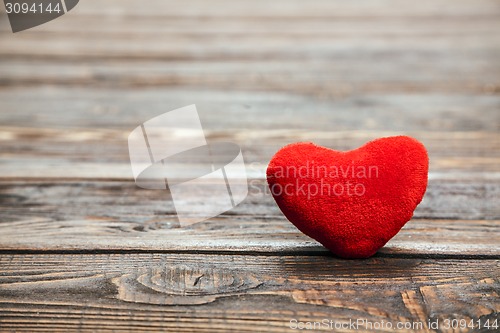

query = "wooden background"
[0,0,499,332]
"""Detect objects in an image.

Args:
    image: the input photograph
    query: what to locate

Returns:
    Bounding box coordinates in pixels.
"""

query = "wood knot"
[113,264,262,305]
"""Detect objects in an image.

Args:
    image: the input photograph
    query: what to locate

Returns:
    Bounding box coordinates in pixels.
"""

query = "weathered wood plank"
[0,0,499,94]
[0,180,498,255]
[1,126,499,177]
[0,254,498,332]
[2,126,499,156]
[0,63,496,96]
[1,0,499,63]
[0,0,498,331]
[0,179,498,220]
[0,217,498,257]
[4,0,500,19]
[1,55,498,94]
[1,161,499,180]
[0,89,499,131]
[3,0,499,17]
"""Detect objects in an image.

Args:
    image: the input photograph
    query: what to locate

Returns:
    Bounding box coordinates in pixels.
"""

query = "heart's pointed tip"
[322,238,383,259]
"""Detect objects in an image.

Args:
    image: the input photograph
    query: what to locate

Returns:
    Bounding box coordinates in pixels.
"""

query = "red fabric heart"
[267,136,428,258]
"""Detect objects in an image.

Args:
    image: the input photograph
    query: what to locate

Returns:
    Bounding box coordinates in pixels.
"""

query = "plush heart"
[267,136,428,258]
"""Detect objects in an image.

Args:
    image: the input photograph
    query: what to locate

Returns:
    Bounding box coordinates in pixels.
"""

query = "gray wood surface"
[0,0,499,332]
[1,254,499,332]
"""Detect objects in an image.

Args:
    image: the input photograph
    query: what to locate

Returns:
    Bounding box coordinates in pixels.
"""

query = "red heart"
[267,136,428,258]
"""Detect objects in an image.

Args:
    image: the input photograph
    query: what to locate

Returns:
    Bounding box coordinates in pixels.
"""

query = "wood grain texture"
[0,254,498,332]
[0,0,499,331]
[1,0,499,96]
[1,126,499,178]
[0,180,499,256]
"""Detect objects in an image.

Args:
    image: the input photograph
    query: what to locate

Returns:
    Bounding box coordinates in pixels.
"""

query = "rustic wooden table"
[0,0,499,332]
